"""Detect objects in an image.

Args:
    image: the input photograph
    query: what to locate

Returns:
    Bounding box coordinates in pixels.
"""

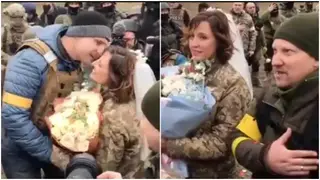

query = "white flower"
[130,49,148,64]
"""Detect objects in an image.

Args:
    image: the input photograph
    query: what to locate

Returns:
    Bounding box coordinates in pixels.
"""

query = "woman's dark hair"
[182,10,234,64]
[102,46,137,103]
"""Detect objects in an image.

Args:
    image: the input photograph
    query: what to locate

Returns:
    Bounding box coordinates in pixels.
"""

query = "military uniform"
[229,72,318,178]
[162,60,252,178]
[298,5,316,13]
[247,14,266,87]
[1,3,34,97]
[169,5,190,30]
[260,10,286,73]
[1,3,31,56]
[161,19,182,51]
[231,10,257,59]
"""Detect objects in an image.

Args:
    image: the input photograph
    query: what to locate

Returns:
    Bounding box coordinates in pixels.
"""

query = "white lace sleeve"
[133,50,157,119]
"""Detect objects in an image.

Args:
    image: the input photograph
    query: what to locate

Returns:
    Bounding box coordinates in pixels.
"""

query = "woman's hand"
[265,128,319,176]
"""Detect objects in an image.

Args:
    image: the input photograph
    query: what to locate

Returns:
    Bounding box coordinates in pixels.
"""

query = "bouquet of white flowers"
[46,91,103,153]
[161,61,216,178]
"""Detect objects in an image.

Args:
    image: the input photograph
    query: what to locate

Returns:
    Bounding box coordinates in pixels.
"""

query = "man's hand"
[97,171,122,179]
[265,128,319,176]
[268,3,277,12]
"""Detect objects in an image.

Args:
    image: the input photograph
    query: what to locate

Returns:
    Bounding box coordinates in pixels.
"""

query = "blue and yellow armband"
[2,91,33,109]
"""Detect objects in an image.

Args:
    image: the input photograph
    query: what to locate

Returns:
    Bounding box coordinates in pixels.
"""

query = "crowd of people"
[1,2,160,179]
[1,1,319,179]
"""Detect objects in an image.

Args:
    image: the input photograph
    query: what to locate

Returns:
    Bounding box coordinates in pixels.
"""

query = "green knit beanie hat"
[141,81,160,130]
[274,12,319,60]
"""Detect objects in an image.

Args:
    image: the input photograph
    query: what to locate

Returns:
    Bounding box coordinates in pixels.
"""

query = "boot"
[251,72,263,87]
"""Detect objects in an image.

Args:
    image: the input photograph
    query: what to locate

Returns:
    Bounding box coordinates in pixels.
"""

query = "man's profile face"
[73,37,110,66]
[272,39,318,88]
[124,31,136,49]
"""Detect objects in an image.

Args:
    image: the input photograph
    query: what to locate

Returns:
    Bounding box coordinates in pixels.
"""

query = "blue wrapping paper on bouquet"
[161,87,215,138]
[160,66,216,178]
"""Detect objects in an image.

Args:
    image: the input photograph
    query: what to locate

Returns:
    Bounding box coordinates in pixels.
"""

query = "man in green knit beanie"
[141,81,160,178]
[230,12,319,179]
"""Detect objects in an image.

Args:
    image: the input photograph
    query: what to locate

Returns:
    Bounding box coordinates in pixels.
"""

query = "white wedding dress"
[132,50,157,119]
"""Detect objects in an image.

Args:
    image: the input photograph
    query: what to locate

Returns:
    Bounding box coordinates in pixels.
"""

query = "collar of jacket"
[230,9,245,16]
[265,71,319,114]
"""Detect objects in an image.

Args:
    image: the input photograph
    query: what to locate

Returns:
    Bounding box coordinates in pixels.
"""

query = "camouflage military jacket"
[231,11,257,55]
[260,11,287,40]
[51,98,145,179]
[163,60,252,178]
[1,23,29,56]
[169,8,186,30]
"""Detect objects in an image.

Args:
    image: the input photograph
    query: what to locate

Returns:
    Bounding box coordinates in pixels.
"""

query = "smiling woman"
[160,10,252,178]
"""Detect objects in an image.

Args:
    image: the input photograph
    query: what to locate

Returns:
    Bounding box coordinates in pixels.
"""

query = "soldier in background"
[136,2,160,80]
[161,3,183,51]
[83,2,99,11]
[137,2,160,41]
[21,3,41,26]
[244,2,266,87]
[280,2,298,18]
[230,2,257,62]
[198,2,210,13]
[168,3,190,30]
[39,3,67,26]
[54,2,83,25]
[1,3,37,100]
[2,3,31,58]
[95,2,126,29]
[112,19,145,51]
[299,2,316,13]
[260,3,286,77]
